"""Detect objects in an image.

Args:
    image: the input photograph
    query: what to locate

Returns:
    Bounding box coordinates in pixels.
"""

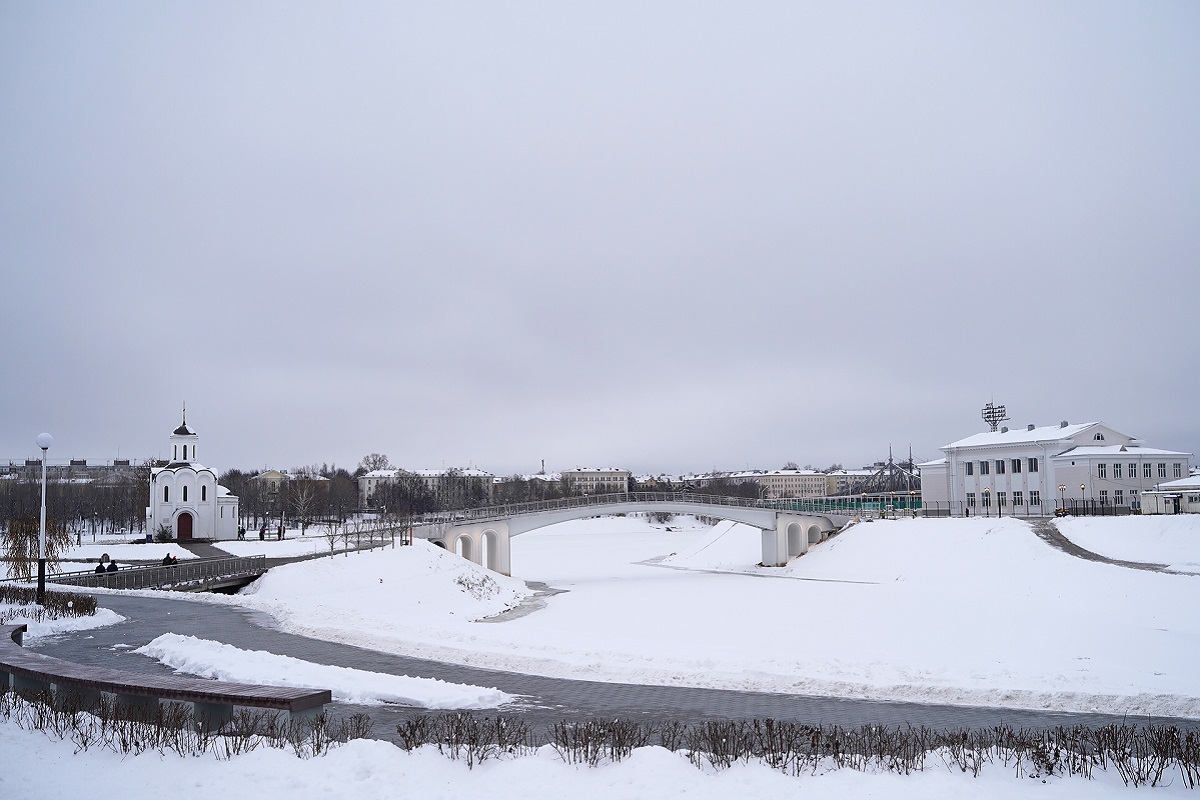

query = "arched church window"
[202,486,207,501]
[183,486,188,502]
[173,446,177,460]
[164,486,169,502]
[183,445,188,459]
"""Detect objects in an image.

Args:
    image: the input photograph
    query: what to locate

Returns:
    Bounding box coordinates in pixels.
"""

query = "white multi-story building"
[359,467,495,507]
[725,469,830,498]
[920,420,1192,516]
[561,467,630,494]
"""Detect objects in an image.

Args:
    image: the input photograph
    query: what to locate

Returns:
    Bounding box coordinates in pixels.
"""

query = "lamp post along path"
[35,432,53,605]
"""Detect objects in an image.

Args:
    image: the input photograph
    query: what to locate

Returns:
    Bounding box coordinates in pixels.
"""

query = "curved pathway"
[28,592,1199,744]
[1030,519,1198,575]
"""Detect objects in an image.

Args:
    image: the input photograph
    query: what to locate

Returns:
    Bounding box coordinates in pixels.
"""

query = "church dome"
[173,423,197,436]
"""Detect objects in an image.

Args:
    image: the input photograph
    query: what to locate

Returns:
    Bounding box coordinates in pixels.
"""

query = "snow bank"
[0,603,125,639]
[2,719,1188,800]
[134,633,515,709]
[228,540,532,667]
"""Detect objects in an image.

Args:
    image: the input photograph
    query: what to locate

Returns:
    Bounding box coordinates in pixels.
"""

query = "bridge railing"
[45,556,267,591]
[415,492,872,527]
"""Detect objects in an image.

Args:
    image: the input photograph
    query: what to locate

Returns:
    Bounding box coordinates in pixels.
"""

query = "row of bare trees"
[0,471,149,542]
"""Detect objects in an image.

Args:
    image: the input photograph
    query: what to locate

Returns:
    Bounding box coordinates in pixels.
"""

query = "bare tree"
[320,520,342,558]
[358,453,391,474]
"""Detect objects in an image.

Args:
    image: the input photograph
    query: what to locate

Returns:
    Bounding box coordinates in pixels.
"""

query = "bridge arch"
[414,495,851,576]
[452,533,475,562]
[786,521,805,557]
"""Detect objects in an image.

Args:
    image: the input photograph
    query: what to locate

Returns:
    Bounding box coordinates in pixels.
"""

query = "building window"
[1030,490,1041,506]
[967,493,976,507]
[996,460,1005,475]
[998,492,1007,507]
[1114,463,1122,479]
[1159,463,1167,478]
[202,486,207,502]
[183,486,188,502]
[1114,490,1124,505]
[1099,490,1108,505]
[1097,463,1107,479]
[164,486,169,502]
[1144,463,1152,479]
[1129,463,1136,478]
[965,461,974,476]
[1175,463,1183,478]
[1094,433,1105,441]
[980,461,990,475]
[982,492,991,508]
[1013,491,1023,506]
[1011,459,1022,474]
[183,445,188,459]
[1028,458,1039,473]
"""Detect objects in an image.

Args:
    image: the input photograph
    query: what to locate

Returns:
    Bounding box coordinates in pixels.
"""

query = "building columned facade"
[920,420,1192,516]
[147,414,239,540]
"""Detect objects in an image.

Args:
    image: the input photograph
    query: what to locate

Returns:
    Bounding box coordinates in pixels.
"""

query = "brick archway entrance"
[177,512,193,540]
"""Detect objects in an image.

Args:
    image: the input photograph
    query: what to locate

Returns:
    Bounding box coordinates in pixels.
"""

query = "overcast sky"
[2,1,1197,477]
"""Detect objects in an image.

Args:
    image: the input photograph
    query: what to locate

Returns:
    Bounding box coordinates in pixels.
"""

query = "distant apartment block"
[560,468,630,495]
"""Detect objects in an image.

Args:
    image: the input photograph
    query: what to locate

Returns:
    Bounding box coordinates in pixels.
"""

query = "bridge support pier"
[438,522,513,577]
[761,526,788,567]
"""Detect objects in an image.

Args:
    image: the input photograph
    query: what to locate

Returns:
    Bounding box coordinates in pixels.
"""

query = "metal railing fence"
[41,555,267,591]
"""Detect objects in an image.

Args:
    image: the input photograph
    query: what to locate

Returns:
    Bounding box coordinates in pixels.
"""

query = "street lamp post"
[983,487,991,518]
[35,432,53,605]
[1058,484,1066,513]
[1080,483,1087,515]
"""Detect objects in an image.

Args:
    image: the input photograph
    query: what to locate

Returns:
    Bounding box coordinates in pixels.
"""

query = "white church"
[146,412,240,540]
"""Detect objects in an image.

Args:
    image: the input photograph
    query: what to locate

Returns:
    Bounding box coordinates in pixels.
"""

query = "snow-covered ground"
[1056,516,1200,572]
[6,513,1200,797]
[7,722,1193,800]
[212,534,365,558]
[194,514,1200,718]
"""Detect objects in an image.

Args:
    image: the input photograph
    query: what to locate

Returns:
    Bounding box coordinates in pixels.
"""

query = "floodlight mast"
[981,402,1009,433]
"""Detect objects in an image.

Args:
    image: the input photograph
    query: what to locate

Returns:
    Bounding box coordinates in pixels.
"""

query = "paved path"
[1030,519,1199,575]
[28,592,1199,745]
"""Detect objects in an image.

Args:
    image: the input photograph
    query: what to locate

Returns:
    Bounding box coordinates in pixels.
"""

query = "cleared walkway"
[1031,519,1199,576]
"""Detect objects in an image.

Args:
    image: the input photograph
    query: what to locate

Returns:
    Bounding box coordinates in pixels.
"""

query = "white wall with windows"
[920,420,1191,516]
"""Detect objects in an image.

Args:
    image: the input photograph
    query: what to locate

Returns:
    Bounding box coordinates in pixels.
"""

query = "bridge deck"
[43,555,268,592]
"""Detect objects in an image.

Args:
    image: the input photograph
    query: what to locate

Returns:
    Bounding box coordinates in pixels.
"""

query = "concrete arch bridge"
[412,492,856,576]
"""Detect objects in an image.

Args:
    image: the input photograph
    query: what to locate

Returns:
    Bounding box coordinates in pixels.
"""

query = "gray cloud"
[2,2,1197,475]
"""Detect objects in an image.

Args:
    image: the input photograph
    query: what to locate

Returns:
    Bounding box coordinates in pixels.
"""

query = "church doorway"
[177,512,194,540]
